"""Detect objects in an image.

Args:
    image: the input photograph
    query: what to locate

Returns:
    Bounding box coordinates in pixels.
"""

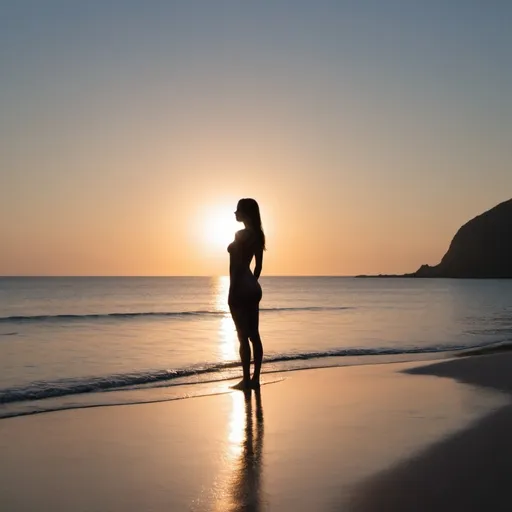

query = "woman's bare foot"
[231,379,250,390]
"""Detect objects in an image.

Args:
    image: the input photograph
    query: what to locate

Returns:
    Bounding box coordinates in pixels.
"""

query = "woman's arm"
[254,245,263,279]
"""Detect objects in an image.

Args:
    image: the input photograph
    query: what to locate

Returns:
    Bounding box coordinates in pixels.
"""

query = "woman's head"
[235,198,266,249]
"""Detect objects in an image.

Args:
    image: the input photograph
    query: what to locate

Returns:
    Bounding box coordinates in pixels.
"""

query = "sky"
[1,1,511,276]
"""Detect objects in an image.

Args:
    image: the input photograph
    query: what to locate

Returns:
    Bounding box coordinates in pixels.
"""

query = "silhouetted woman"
[228,198,265,390]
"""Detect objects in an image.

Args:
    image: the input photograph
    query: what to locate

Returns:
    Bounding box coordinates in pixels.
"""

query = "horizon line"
[0,274,358,278]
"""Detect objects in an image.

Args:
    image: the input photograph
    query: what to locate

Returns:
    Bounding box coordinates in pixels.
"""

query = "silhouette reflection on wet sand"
[220,388,264,512]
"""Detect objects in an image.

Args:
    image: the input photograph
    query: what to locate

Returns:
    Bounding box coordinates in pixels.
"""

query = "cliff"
[413,198,512,278]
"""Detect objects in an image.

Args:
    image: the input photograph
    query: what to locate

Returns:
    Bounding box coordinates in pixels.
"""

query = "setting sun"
[202,207,241,249]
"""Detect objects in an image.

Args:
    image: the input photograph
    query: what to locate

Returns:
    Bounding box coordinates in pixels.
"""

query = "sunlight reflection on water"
[215,276,238,361]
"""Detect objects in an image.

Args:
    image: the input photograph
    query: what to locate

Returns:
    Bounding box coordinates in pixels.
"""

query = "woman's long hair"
[238,198,266,250]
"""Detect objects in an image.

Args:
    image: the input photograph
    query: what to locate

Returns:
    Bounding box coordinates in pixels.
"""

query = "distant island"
[357,198,512,278]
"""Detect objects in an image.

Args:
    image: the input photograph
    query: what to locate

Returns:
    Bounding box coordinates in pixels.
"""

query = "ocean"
[1,276,511,419]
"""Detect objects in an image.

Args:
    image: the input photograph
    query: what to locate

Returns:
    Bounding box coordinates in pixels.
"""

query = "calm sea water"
[1,276,511,419]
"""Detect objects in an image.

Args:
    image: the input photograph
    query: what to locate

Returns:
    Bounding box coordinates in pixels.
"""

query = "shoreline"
[3,340,512,422]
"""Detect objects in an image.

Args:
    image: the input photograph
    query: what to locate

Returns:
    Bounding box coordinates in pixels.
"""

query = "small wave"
[0,306,351,324]
[0,363,238,404]
[456,340,512,357]
[0,343,470,406]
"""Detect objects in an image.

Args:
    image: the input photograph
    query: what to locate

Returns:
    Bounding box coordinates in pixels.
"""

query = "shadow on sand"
[343,354,512,512]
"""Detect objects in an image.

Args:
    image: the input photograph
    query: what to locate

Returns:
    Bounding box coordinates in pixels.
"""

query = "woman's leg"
[248,304,263,387]
[238,330,252,385]
[230,305,252,389]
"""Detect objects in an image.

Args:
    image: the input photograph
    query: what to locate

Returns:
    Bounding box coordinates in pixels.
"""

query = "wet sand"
[0,355,509,511]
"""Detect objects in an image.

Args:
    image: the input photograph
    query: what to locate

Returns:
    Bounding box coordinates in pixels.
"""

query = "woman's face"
[234,202,244,222]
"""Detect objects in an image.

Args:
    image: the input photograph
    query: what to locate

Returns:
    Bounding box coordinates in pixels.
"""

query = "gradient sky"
[1,1,511,276]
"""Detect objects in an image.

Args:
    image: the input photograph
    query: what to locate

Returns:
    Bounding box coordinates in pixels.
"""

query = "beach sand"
[347,354,512,512]
[1,355,510,511]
